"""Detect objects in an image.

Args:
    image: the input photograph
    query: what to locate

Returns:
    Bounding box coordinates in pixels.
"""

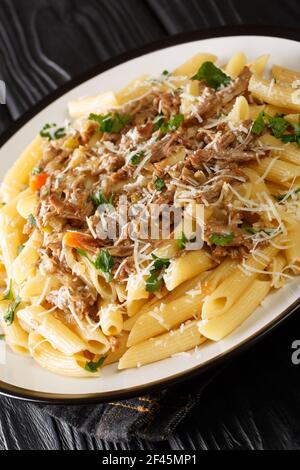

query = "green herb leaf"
[90,190,113,208]
[27,214,37,227]
[130,150,145,165]
[94,250,114,282]
[145,273,164,293]
[162,70,170,76]
[31,167,42,175]
[145,255,170,292]
[192,61,231,90]
[40,123,66,140]
[76,248,90,261]
[154,177,166,191]
[84,355,106,373]
[251,111,266,135]
[176,232,189,250]
[267,115,290,139]
[153,114,165,131]
[151,254,170,271]
[160,114,184,134]
[168,114,184,132]
[0,334,5,340]
[3,295,22,326]
[3,279,14,301]
[209,232,234,246]
[89,112,130,133]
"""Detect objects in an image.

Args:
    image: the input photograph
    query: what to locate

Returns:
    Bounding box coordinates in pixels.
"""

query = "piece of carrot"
[29,173,49,191]
[63,232,89,249]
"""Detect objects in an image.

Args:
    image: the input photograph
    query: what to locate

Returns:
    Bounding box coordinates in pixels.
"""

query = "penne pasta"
[0,51,299,376]
[119,321,206,369]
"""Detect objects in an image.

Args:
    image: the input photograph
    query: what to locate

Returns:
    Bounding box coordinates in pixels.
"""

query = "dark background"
[1,0,300,450]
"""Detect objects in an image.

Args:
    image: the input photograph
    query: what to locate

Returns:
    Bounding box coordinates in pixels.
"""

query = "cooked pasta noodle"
[0,51,299,375]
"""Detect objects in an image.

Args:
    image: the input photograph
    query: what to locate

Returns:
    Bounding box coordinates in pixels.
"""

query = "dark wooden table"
[1,0,300,450]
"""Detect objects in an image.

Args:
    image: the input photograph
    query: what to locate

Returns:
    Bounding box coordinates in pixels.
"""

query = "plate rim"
[0,24,300,404]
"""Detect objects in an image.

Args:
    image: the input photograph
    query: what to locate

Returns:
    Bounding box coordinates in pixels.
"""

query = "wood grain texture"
[1,0,300,450]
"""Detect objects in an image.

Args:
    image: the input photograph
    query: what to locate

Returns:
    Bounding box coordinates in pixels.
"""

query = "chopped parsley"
[162,70,170,76]
[154,177,166,191]
[159,114,184,134]
[94,250,115,282]
[268,115,290,139]
[3,280,14,301]
[90,190,113,209]
[0,335,5,340]
[251,112,265,135]
[77,249,114,283]
[252,112,300,146]
[27,214,37,227]
[176,232,189,250]
[3,293,22,326]
[209,232,234,246]
[145,254,170,293]
[130,150,145,165]
[153,114,165,131]
[89,112,130,133]
[192,61,231,90]
[84,355,106,373]
[31,167,42,175]
[40,123,66,140]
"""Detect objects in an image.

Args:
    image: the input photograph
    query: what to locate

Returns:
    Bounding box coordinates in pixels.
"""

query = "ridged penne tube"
[126,298,148,317]
[72,321,111,355]
[19,273,60,301]
[241,167,271,197]
[227,96,250,126]
[126,273,149,303]
[202,246,278,319]
[271,253,288,289]
[253,157,300,183]
[79,255,116,301]
[0,136,44,203]
[163,250,213,291]
[105,332,128,365]
[17,306,87,356]
[286,225,300,267]
[127,294,204,347]
[28,332,96,377]
[119,321,206,369]
[249,75,300,111]
[199,280,271,341]
[249,54,270,77]
[68,91,119,119]
[99,304,123,336]
[16,191,38,219]
[116,75,151,104]
[259,134,300,166]
[225,52,247,78]
[271,64,300,86]
[127,258,236,346]
[153,239,179,259]
[12,229,42,285]
[172,53,216,77]
[0,196,26,278]
[0,301,29,355]
[123,272,206,332]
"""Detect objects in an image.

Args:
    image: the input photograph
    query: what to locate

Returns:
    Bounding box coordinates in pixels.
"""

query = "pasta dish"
[0,51,299,377]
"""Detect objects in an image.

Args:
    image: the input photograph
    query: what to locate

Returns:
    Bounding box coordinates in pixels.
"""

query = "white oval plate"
[0,29,300,402]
